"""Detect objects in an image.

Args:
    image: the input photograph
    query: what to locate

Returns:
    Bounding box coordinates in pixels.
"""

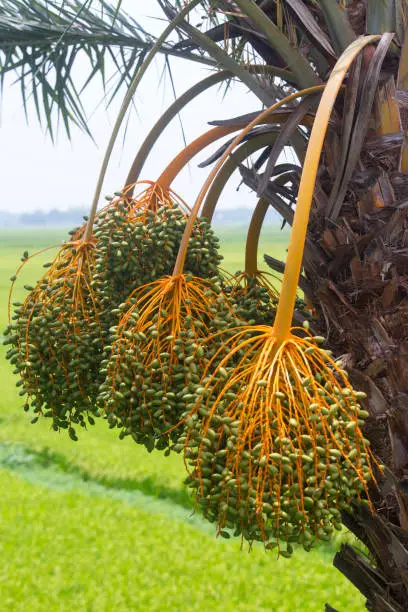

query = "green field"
[0,227,364,611]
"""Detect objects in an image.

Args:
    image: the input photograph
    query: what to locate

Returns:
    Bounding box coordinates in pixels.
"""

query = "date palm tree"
[2,1,408,609]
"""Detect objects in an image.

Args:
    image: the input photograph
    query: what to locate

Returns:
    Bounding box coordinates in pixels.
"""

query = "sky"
[0,2,269,215]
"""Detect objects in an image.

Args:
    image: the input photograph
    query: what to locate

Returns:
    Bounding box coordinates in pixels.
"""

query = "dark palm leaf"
[0,0,216,137]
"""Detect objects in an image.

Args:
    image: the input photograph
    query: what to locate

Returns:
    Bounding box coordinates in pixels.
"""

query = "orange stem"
[157,126,237,190]
[273,36,381,344]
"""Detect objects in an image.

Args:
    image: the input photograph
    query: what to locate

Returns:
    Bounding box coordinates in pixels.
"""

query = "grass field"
[0,227,365,611]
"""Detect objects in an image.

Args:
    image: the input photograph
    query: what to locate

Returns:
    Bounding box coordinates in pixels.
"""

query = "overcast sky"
[0,2,268,215]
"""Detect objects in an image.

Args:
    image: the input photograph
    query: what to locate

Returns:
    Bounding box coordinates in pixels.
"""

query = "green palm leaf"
[0,0,216,137]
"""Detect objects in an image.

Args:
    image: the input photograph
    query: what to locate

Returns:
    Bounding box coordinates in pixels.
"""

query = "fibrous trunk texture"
[307,143,408,611]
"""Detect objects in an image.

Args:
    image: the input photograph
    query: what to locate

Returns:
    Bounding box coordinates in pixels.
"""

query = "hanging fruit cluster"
[224,271,312,328]
[224,272,277,325]
[99,274,237,452]
[178,325,374,555]
[93,183,222,314]
[4,240,103,437]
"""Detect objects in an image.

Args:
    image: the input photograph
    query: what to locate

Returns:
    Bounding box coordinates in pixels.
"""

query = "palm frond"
[0,0,216,137]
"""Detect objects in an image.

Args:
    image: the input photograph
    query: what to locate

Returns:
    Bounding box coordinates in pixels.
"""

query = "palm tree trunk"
[306,153,408,610]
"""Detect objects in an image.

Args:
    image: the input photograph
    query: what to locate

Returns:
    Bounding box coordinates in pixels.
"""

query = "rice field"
[0,226,365,611]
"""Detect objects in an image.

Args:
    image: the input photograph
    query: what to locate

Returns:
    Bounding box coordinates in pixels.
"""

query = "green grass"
[0,227,365,611]
[0,470,358,612]
[216,222,290,275]
[0,229,69,332]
